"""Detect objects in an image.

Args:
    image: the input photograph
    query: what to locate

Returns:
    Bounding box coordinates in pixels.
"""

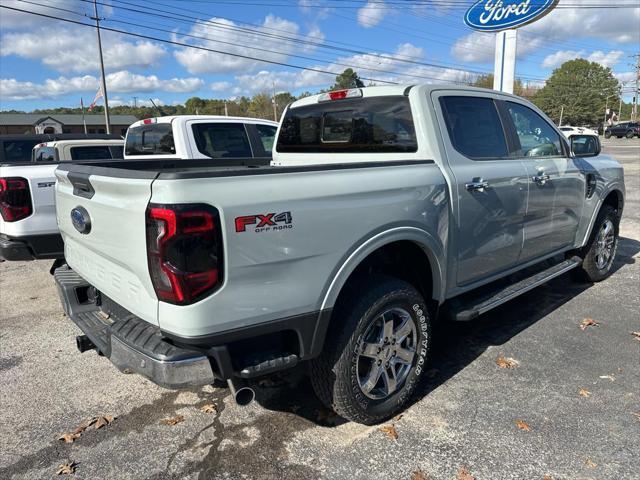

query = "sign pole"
[493,29,517,94]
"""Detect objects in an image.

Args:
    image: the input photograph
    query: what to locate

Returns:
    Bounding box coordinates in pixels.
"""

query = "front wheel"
[604,131,612,139]
[310,276,430,424]
[626,131,634,139]
[574,205,619,282]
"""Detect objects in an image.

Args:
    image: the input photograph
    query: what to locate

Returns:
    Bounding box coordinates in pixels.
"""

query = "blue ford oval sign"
[71,206,91,235]
[465,0,558,32]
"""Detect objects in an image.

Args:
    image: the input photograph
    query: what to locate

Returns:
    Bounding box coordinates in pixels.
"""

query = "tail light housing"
[0,177,32,222]
[146,203,223,305]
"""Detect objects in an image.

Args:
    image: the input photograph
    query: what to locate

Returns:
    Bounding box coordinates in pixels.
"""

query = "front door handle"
[532,173,550,185]
[465,179,489,192]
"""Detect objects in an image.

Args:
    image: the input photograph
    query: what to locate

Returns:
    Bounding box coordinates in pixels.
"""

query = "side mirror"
[571,135,600,157]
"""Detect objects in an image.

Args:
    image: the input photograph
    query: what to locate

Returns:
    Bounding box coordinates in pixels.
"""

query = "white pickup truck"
[124,115,278,162]
[0,136,123,261]
[54,85,624,424]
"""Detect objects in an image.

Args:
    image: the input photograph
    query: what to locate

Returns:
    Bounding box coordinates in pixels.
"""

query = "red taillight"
[145,204,222,305]
[318,88,363,102]
[0,177,32,222]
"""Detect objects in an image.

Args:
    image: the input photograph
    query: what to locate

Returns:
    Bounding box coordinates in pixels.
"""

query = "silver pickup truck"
[53,85,624,424]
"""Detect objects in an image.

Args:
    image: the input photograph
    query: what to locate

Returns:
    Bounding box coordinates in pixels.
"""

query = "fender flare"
[319,226,446,311]
[580,184,625,248]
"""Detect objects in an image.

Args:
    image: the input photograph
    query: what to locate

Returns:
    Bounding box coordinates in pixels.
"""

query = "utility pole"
[272,81,278,121]
[559,105,564,127]
[632,54,640,122]
[133,96,138,108]
[92,0,111,134]
[618,97,622,123]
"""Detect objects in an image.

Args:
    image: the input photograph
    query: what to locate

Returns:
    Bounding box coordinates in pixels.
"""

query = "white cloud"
[173,15,323,74]
[357,1,386,28]
[452,2,640,63]
[615,72,636,85]
[542,49,624,69]
[210,81,232,91]
[0,71,203,100]
[0,28,166,73]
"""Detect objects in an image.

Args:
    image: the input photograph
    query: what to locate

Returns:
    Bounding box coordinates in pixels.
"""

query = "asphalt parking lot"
[1,137,638,480]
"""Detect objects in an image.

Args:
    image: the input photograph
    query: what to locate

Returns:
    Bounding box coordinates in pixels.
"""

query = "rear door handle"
[465,179,489,192]
[532,173,550,185]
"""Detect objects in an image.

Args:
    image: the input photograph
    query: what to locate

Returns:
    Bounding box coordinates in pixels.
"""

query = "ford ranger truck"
[0,137,123,261]
[124,115,278,163]
[53,85,624,424]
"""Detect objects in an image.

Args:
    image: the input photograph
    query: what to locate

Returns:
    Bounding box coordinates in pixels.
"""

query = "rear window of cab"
[276,96,418,153]
[125,123,175,156]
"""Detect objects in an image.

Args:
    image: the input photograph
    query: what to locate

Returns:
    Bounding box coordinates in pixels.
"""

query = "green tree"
[532,59,620,126]
[472,74,537,98]
[331,68,365,90]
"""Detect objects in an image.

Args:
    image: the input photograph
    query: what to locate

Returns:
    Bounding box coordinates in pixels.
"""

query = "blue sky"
[0,0,638,111]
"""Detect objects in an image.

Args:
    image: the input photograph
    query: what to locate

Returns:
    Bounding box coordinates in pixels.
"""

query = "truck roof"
[36,139,124,148]
[288,84,521,109]
[129,115,279,129]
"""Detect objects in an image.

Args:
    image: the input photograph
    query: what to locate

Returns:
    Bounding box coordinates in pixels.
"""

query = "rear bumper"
[0,233,64,261]
[54,265,330,388]
[54,265,216,389]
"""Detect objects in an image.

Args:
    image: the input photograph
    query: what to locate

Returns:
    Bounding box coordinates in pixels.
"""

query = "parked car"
[0,133,118,164]
[559,125,598,138]
[32,139,124,162]
[53,85,624,424]
[0,137,123,261]
[605,122,640,139]
[124,116,279,163]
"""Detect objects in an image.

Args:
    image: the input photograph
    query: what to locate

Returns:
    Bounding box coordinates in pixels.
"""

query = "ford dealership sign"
[464,0,558,32]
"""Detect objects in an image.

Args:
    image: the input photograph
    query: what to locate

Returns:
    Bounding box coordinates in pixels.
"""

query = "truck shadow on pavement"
[255,236,639,426]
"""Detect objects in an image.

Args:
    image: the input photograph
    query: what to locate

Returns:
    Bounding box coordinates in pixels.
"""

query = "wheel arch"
[580,186,625,248]
[319,227,446,313]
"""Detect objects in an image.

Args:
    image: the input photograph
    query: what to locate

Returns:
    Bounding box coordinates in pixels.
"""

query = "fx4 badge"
[235,212,292,233]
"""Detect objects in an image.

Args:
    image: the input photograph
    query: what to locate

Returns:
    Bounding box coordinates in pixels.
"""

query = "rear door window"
[70,146,114,160]
[276,96,417,153]
[191,123,252,158]
[33,146,57,162]
[439,96,509,159]
[255,124,278,152]
[125,124,175,156]
[2,140,40,163]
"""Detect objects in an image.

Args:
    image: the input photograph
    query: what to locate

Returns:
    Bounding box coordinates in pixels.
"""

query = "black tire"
[310,275,431,425]
[616,135,623,139]
[604,131,611,139]
[573,205,619,282]
[626,131,634,139]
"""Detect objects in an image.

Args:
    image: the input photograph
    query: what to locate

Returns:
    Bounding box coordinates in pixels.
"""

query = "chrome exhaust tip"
[227,378,255,406]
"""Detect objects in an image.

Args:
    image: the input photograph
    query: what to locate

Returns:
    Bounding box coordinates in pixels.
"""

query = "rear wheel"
[310,276,430,425]
[604,131,612,139]
[626,131,634,139]
[574,205,619,282]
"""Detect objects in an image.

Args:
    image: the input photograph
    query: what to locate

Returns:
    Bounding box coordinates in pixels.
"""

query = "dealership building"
[0,114,137,136]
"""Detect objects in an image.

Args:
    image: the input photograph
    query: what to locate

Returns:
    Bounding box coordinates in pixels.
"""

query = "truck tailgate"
[55,169,159,324]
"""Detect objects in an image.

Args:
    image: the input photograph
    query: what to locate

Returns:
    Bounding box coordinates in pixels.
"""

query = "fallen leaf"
[515,419,532,432]
[457,467,475,480]
[631,331,640,341]
[393,413,404,422]
[496,356,519,369]
[94,415,115,430]
[161,415,185,426]
[631,412,640,421]
[56,462,77,475]
[58,433,80,444]
[543,476,553,480]
[379,424,398,440]
[578,388,591,398]
[200,403,217,414]
[73,417,97,434]
[580,318,599,331]
[411,468,428,480]
[585,458,597,469]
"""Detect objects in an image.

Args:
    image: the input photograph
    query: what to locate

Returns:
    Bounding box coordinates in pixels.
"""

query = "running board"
[451,256,582,321]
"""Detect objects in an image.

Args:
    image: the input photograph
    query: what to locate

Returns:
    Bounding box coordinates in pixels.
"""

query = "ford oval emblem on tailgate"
[71,206,91,234]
